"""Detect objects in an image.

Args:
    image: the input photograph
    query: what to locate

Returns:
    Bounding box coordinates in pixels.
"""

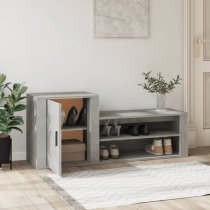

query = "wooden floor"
[0,147,210,210]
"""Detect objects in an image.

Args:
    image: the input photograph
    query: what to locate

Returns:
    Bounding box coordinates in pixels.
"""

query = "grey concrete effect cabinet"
[27,92,99,169]
[27,92,188,173]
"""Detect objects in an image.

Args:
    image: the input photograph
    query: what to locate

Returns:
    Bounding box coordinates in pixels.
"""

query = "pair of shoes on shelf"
[100,120,121,137]
[100,145,120,160]
[123,124,149,136]
[65,106,87,126]
[145,138,173,156]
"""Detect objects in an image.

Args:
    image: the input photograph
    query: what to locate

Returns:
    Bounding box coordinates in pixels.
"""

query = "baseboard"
[12,152,26,161]
[188,124,197,148]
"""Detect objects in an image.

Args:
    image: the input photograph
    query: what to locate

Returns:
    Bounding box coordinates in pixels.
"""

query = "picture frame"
[94,0,149,38]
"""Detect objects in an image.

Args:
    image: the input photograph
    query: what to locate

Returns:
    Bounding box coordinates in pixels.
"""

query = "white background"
[0,0,184,160]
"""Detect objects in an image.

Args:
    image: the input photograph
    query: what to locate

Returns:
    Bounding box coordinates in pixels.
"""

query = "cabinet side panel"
[36,98,48,169]
[26,95,36,167]
[87,95,99,162]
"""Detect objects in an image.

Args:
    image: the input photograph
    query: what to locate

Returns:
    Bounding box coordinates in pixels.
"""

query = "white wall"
[0,0,184,160]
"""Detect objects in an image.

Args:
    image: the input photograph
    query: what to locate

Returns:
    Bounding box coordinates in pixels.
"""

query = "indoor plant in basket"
[138,72,181,110]
[0,74,27,169]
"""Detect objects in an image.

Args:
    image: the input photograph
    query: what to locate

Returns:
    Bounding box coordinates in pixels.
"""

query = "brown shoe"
[163,138,173,155]
[100,146,109,160]
[109,145,120,159]
[145,139,163,156]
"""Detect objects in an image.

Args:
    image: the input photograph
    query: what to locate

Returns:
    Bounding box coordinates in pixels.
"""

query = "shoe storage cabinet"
[99,109,188,163]
[27,92,99,175]
[27,92,187,175]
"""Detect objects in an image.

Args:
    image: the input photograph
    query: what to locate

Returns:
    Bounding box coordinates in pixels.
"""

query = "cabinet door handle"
[55,131,58,146]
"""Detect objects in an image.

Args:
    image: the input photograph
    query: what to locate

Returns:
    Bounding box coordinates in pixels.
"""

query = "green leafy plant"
[0,74,27,135]
[138,71,182,94]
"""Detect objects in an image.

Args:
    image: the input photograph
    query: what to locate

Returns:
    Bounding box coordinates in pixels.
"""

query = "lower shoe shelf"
[62,137,180,167]
[62,151,180,167]
[99,151,181,164]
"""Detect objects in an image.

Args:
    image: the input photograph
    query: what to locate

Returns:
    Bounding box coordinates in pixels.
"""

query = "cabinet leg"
[10,161,12,170]
[0,163,1,168]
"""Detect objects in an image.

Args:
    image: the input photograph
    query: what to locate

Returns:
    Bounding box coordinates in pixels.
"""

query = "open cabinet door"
[47,100,62,175]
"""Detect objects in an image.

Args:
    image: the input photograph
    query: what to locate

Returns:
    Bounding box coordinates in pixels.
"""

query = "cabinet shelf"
[62,126,87,131]
[100,109,184,120]
[99,109,187,166]
[100,151,181,163]
[62,151,180,167]
[100,130,180,142]
[62,160,89,167]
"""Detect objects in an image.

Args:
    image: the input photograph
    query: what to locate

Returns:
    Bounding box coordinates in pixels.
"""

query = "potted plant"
[138,72,181,110]
[0,74,27,169]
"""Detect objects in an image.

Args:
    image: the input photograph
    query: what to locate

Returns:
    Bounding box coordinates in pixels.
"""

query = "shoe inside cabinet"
[65,106,78,126]
[59,98,88,129]
[110,120,121,137]
[139,124,150,135]
[109,144,120,159]
[126,124,140,136]
[100,120,111,137]
[100,145,109,160]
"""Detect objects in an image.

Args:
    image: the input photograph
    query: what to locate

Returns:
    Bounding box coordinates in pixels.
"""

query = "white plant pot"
[156,93,166,111]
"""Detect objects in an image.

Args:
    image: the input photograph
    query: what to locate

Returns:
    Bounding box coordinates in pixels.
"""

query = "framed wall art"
[95,0,149,38]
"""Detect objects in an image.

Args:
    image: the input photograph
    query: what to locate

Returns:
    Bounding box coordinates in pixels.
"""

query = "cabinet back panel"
[52,98,84,123]
[62,130,83,142]
[101,138,180,154]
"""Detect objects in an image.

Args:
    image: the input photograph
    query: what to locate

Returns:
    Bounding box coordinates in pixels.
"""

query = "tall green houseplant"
[0,74,27,135]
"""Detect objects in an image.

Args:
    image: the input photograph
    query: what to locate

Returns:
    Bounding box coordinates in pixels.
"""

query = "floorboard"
[0,147,210,210]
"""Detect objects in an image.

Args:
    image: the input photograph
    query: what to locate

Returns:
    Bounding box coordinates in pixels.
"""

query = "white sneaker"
[163,138,173,155]
[145,139,163,156]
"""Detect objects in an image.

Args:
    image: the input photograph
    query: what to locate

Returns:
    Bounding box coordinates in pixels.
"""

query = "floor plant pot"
[0,135,12,170]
